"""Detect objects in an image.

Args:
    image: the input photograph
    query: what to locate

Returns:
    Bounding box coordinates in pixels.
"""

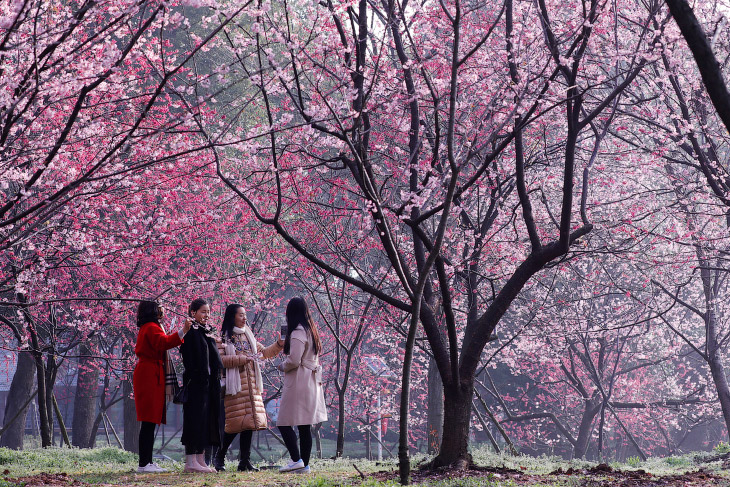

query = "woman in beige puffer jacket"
[212,304,283,472]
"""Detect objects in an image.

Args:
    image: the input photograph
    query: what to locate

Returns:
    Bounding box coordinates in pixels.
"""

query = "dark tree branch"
[665,0,730,135]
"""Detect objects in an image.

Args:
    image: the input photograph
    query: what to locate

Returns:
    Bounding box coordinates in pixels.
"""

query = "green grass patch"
[714,442,730,454]
[0,446,136,476]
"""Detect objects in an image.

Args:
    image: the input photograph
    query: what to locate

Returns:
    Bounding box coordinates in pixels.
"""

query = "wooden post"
[52,394,70,447]
[101,412,111,446]
[103,411,123,449]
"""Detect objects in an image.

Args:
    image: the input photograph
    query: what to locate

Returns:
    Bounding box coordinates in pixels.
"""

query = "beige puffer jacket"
[217,331,283,434]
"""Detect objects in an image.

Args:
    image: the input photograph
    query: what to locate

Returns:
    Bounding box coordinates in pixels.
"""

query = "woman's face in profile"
[191,304,211,324]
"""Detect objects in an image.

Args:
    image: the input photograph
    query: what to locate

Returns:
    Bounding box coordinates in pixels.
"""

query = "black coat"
[180,325,223,452]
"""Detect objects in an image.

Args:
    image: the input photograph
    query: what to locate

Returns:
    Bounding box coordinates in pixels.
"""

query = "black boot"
[213,453,226,472]
[237,460,259,472]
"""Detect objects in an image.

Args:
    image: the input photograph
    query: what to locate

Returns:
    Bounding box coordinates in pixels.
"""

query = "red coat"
[133,322,183,424]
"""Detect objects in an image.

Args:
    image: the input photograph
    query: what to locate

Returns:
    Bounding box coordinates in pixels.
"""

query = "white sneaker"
[279,459,305,472]
[137,463,167,473]
[293,466,311,474]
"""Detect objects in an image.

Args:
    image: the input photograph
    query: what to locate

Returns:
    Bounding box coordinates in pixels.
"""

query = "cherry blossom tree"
[191,0,669,478]
[483,256,705,460]
[0,0,289,447]
[604,2,730,442]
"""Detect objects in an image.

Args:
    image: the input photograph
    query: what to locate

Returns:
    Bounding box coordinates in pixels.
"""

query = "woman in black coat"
[180,298,223,473]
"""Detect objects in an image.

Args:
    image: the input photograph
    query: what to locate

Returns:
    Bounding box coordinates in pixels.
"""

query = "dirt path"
[370,463,730,486]
[8,464,730,487]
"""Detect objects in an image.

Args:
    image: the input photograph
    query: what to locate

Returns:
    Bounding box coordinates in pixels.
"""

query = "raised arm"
[257,339,284,359]
[145,323,183,352]
[280,328,306,373]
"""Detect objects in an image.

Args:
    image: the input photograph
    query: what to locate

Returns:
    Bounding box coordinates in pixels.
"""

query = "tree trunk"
[336,389,345,457]
[32,352,52,447]
[89,412,106,448]
[398,307,422,484]
[699,249,730,441]
[72,342,99,447]
[44,359,57,447]
[709,352,730,439]
[432,381,474,469]
[427,357,443,455]
[573,398,600,459]
[123,375,139,452]
[365,409,371,460]
[23,306,52,447]
[314,423,323,459]
[0,351,36,449]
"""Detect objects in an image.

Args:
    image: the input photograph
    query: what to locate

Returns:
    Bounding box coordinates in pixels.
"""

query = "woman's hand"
[182,318,192,335]
[244,352,263,364]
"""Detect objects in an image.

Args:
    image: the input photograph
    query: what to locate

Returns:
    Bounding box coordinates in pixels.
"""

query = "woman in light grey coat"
[277,297,327,474]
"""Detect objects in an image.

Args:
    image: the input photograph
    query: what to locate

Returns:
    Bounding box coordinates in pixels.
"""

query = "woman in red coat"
[133,300,191,473]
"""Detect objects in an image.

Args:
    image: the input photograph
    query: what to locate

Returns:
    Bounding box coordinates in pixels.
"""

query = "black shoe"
[213,455,226,472]
[237,460,259,472]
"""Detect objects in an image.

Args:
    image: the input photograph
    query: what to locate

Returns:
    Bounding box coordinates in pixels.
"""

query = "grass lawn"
[33,432,378,464]
[0,446,729,486]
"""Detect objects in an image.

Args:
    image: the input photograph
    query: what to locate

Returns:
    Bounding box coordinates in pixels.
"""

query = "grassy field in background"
[0,446,729,486]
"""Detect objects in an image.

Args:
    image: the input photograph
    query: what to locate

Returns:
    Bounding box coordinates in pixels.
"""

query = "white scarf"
[225,326,262,396]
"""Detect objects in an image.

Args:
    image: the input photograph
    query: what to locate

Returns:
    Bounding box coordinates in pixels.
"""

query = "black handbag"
[173,380,189,404]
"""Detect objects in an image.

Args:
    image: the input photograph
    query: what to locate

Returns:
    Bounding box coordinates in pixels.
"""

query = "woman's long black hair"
[136,300,161,327]
[221,304,244,341]
[284,296,321,355]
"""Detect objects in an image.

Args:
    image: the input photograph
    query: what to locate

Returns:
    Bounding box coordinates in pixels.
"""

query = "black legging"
[138,421,156,467]
[278,425,312,466]
[217,430,253,462]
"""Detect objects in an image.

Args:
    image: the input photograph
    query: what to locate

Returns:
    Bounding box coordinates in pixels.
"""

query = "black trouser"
[216,430,253,462]
[205,399,227,464]
[278,425,312,466]
[138,421,156,467]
